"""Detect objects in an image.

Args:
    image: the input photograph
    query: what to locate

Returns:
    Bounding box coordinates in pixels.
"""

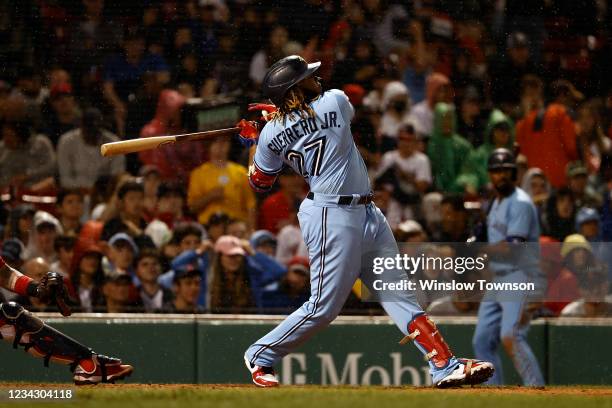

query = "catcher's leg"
[0,302,133,385]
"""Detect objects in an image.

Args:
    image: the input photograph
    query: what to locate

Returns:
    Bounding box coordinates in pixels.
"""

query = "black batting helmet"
[262,55,321,106]
[488,148,517,179]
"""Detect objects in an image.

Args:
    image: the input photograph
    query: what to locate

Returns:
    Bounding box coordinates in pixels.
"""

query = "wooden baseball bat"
[100,127,241,157]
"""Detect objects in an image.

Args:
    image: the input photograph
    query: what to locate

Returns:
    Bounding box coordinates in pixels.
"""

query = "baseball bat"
[100,127,241,157]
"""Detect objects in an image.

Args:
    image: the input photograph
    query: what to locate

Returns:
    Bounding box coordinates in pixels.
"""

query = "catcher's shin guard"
[400,314,454,368]
[0,302,93,366]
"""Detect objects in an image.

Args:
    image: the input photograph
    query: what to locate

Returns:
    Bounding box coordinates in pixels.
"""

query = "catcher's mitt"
[37,272,72,316]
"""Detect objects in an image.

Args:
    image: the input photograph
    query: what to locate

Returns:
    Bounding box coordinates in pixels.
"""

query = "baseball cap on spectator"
[50,82,73,99]
[399,122,420,140]
[250,230,277,249]
[381,81,410,110]
[109,233,139,256]
[287,256,309,275]
[34,211,63,233]
[566,161,588,178]
[1,238,25,263]
[575,207,600,230]
[343,84,366,107]
[173,264,201,283]
[507,32,529,49]
[214,235,246,256]
[560,234,592,259]
[145,219,172,248]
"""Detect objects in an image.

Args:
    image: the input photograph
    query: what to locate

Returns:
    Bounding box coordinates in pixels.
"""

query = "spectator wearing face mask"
[377,81,411,153]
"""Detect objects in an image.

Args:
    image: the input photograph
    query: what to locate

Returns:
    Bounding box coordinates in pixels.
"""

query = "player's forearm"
[0,259,38,297]
[248,145,257,165]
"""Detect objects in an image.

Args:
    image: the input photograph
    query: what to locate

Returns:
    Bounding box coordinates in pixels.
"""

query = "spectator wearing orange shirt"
[516,80,581,188]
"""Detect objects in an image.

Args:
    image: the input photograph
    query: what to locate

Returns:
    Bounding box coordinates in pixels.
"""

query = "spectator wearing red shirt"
[257,168,305,234]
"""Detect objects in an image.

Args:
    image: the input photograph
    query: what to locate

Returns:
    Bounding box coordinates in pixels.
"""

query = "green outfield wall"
[1,314,609,385]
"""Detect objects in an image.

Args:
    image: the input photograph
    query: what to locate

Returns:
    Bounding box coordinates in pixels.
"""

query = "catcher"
[0,255,133,384]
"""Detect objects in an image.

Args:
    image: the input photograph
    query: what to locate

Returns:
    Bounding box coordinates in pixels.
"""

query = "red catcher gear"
[400,314,454,368]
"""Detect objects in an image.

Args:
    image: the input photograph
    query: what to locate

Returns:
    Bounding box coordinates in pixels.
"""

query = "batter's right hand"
[248,103,277,121]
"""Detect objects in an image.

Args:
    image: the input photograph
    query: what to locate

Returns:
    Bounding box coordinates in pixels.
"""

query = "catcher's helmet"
[262,55,321,106]
[488,148,517,178]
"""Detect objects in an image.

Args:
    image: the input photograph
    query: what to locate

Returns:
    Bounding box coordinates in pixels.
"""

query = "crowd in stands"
[0,0,611,317]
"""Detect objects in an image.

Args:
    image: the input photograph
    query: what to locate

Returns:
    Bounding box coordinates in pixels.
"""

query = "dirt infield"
[1,383,611,395]
[1,383,611,408]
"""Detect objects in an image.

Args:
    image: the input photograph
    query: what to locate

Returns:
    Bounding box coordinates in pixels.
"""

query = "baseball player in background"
[237,55,494,388]
[0,256,133,384]
[472,148,545,386]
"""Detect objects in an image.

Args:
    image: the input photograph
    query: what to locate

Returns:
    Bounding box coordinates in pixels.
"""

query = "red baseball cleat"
[73,354,134,385]
[244,355,279,387]
[435,358,494,388]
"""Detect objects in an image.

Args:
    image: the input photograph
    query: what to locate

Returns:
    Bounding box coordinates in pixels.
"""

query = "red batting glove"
[248,103,277,121]
[236,119,260,147]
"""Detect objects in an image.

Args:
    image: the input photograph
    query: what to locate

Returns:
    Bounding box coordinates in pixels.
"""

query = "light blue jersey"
[245,88,472,386]
[254,89,370,195]
[487,187,540,243]
[486,187,540,276]
[474,186,544,386]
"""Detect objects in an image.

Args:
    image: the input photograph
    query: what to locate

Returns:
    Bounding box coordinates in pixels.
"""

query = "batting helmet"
[487,148,517,179]
[262,55,321,106]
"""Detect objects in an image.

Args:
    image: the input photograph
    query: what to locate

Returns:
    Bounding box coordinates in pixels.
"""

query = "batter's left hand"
[236,119,260,147]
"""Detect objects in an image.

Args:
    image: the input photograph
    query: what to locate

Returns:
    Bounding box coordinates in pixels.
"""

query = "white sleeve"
[414,155,433,183]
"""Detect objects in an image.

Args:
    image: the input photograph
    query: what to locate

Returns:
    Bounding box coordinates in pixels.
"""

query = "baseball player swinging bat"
[99,126,241,157]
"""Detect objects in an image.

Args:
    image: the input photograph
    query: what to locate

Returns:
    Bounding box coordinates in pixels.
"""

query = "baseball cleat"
[244,354,279,387]
[435,359,494,388]
[73,354,134,385]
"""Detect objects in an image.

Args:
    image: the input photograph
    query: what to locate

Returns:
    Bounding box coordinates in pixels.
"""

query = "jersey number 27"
[285,136,327,177]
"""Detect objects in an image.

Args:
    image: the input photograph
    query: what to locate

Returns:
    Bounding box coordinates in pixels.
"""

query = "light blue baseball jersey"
[487,187,540,275]
[475,186,544,386]
[253,89,371,195]
[246,89,467,384]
